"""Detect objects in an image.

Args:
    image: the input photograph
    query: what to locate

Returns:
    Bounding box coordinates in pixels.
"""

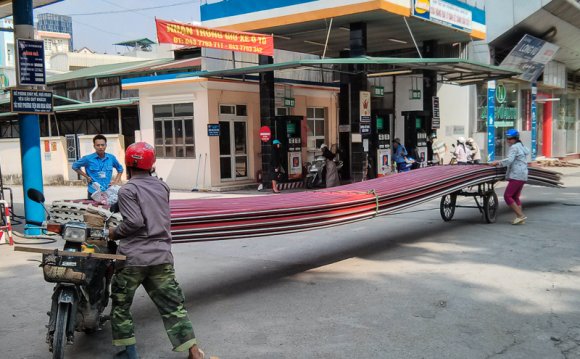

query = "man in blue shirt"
[392,138,410,173]
[72,134,124,199]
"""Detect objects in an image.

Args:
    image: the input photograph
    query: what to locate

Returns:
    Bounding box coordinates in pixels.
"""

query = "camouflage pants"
[110,264,197,352]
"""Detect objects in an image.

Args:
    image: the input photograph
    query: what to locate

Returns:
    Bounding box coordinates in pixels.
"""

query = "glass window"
[276,107,289,116]
[153,104,172,118]
[154,121,163,145]
[306,107,326,151]
[174,103,193,117]
[152,103,195,158]
[164,121,173,145]
[174,120,184,145]
[220,105,235,115]
[236,105,247,116]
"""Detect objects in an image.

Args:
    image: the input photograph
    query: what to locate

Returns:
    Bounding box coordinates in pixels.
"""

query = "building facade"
[37,13,73,49]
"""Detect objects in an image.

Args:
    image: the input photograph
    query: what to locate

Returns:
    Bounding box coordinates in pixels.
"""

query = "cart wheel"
[483,191,499,223]
[440,194,457,222]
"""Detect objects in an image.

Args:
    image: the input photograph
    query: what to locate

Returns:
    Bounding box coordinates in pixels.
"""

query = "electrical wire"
[11,230,59,245]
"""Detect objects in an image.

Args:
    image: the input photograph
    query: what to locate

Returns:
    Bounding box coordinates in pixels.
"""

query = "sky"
[37,0,202,54]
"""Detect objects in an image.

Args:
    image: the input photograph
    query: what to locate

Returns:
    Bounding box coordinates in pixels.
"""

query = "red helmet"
[125,142,155,170]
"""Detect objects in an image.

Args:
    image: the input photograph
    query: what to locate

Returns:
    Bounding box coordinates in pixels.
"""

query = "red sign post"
[259,126,272,142]
[156,19,274,56]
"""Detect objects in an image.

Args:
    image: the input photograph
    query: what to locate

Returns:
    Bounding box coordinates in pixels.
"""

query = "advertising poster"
[377,149,391,177]
[487,81,496,162]
[288,152,302,180]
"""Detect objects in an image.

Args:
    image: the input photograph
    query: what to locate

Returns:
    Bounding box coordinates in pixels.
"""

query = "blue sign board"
[531,83,537,160]
[10,89,53,114]
[486,81,495,162]
[17,39,46,86]
[207,124,220,136]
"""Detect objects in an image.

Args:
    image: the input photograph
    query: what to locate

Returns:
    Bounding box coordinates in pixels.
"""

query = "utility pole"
[13,0,45,235]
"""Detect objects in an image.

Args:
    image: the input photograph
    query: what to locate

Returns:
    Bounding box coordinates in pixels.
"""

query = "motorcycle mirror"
[110,202,120,213]
[27,188,45,203]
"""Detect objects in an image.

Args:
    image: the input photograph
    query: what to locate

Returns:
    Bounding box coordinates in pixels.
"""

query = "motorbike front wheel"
[53,302,70,359]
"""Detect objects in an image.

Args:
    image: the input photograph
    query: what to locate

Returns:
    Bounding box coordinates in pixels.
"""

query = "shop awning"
[0,98,138,118]
[196,56,520,85]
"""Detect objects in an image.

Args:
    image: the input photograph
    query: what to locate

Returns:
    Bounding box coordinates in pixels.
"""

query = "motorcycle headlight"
[63,225,87,243]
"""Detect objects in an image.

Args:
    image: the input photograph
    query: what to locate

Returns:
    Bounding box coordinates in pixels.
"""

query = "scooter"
[26,189,122,359]
[305,156,343,188]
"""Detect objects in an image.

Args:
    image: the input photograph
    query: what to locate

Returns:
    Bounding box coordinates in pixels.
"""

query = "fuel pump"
[273,115,304,181]
[371,113,392,177]
[416,131,428,168]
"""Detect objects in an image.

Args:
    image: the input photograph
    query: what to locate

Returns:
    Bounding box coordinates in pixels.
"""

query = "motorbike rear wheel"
[306,176,315,189]
[53,302,70,359]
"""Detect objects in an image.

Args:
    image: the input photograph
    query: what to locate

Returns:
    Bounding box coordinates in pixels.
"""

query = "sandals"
[511,216,527,225]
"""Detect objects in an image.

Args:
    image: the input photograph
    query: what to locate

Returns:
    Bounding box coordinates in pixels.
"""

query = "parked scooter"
[26,189,123,359]
[305,156,343,188]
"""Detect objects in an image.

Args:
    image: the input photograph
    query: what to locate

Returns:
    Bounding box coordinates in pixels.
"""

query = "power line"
[98,0,152,20]
[65,0,200,16]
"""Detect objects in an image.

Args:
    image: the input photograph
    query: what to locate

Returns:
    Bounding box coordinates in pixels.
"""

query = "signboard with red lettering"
[156,19,274,56]
[259,126,271,142]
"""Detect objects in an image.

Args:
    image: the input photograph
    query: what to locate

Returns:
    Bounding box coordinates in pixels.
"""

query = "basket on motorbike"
[42,253,100,285]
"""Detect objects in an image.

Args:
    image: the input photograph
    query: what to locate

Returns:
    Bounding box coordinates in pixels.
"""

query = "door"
[66,134,83,180]
[219,120,248,181]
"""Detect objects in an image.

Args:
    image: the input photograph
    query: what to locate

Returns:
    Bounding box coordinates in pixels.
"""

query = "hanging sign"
[17,39,46,86]
[360,91,371,123]
[156,19,274,56]
[284,97,295,108]
[500,34,559,82]
[259,126,272,142]
[10,89,53,114]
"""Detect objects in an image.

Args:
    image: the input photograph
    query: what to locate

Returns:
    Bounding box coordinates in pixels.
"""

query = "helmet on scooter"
[320,143,327,150]
[125,142,155,170]
[457,136,466,144]
[505,129,519,139]
[272,139,281,145]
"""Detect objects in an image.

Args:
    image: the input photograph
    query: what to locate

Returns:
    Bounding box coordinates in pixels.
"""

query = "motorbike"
[26,188,122,359]
[305,155,343,189]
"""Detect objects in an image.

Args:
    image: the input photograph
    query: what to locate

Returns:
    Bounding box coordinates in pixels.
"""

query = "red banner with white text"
[156,19,274,56]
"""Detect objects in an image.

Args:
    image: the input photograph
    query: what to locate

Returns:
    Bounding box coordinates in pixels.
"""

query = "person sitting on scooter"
[454,137,470,165]
[392,138,410,173]
[321,144,339,187]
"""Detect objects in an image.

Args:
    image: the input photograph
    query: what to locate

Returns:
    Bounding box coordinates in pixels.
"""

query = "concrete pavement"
[1,165,580,358]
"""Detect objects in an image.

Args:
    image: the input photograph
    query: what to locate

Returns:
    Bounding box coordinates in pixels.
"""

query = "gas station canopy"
[255,11,477,58]
[0,0,62,19]
[198,56,521,86]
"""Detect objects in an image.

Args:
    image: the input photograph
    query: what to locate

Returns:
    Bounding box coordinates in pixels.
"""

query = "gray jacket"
[115,173,174,267]
[499,142,530,181]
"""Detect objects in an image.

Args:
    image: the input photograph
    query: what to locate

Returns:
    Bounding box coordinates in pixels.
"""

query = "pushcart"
[439,181,499,223]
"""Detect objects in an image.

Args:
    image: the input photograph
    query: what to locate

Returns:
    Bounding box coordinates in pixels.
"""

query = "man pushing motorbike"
[108,142,205,359]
